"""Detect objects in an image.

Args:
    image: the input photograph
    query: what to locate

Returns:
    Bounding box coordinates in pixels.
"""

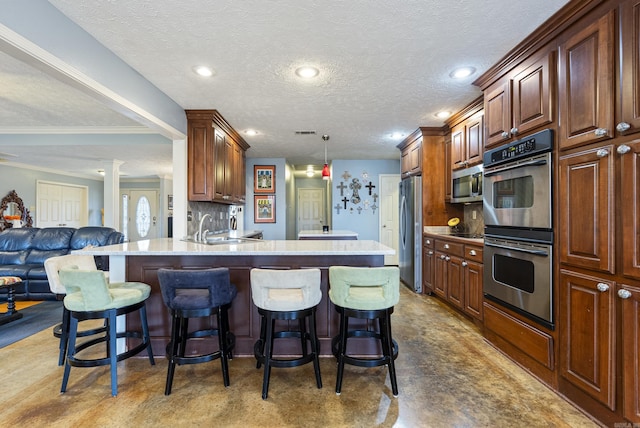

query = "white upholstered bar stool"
[250,268,323,399]
[45,254,149,366]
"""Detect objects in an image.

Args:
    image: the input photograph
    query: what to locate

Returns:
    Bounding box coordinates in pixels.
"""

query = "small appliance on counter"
[228,205,244,231]
[447,217,464,236]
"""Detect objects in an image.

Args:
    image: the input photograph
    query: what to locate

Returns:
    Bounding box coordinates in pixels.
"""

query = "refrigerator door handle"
[400,194,407,249]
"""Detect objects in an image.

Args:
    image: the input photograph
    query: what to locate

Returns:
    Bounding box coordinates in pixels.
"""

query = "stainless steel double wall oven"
[483,129,554,329]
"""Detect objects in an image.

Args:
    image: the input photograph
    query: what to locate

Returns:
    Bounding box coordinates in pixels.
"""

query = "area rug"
[0,301,63,349]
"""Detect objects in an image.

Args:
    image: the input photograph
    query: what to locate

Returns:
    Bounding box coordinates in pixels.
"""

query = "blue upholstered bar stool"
[45,254,149,366]
[157,268,237,395]
[250,268,323,399]
[328,266,400,396]
[58,267,155,397]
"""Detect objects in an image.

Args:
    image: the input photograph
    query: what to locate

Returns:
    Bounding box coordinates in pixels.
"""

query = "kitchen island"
[77,238,394,357]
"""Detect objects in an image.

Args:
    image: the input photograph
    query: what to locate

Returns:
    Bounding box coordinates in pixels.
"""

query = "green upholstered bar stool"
[250,268,323,399]
[328,266,400,397]
[58,267,155,397]
[157,268,238,395]
[45,254,150,366]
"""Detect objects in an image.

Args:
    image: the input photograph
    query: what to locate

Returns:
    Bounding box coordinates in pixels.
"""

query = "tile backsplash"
[463,203,484,236]
[186,202,230,237]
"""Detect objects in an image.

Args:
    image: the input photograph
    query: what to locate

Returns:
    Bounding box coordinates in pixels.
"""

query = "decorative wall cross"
[372,193,378,203]
[371,203,378,213]
[357,206,363,214]
[334,203,342,214]
[336,181,347,196]
[349,178,362,204]
[341,171,352,181]
[341,196,348,209]
[365,181,376,195]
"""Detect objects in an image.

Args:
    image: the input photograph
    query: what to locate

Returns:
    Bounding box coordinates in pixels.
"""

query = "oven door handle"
[485,241,549,256]
[484,158,548,177]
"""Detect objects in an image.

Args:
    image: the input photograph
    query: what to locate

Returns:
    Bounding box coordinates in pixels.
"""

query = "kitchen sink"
[181,235,261,245]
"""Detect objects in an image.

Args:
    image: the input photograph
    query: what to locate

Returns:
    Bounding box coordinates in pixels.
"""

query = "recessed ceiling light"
[435,111,452,119]
[449,67,476,79]
[295,66,319,78]
[245,129,258,136]
[193,66,214,77]
[390,132,405,140]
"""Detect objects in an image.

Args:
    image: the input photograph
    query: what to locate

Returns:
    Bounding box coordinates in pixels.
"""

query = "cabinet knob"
[501,131,509,139]
[618,289,632,299]
[440,255,446,260]
[596,282,610,292]
[510,127,519,136]
[445,256,450,261]
[462,261,468,267]
[617,144,631,155]
[469,250,477,256]
[616,122,631,132]
[444,244,450,249]
[425,239,431,245]
[428,250,434,255]
[594,128,608,137]
[596,148,610,158]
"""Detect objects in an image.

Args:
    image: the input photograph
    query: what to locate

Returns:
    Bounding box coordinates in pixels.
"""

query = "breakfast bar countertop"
[74,237,394,257]
[297,229,359,239]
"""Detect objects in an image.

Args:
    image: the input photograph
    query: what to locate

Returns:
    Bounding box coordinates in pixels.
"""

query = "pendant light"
[321,134,331,180]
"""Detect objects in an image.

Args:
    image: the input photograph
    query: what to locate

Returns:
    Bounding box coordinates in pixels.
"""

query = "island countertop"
[75,237,394,256]
[298,229,359,239]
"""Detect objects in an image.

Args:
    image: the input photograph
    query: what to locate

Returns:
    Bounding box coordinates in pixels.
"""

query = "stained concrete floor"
[1,287,599,427]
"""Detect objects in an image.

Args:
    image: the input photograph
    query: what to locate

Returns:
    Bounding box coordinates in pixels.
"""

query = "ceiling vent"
[294,130,317,135]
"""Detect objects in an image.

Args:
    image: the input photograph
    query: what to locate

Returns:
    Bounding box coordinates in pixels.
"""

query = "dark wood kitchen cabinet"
[484,50,554,148]
[186,110,249,204]
[422,236,435,294]
[619,0,640,137]
[450,106,483,171]
[399,135,422,177]
[558,10,615,150]
[429,235,483,321]
[621,283,640,422]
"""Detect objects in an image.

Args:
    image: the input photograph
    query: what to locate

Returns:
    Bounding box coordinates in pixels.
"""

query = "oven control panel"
[484,128,553,167]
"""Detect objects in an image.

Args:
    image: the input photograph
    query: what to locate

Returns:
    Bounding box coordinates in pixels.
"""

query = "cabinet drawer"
[465,245,483,263]
[435,240,464,257]
[423,236,435,248]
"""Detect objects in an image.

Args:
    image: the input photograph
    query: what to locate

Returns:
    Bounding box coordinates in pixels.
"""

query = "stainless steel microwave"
[451,164,483,203]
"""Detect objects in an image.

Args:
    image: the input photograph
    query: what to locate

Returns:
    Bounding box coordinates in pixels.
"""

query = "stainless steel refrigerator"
[399,176,422,293]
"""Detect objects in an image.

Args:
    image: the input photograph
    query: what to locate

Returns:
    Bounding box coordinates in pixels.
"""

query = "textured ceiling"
[0,0,570,178]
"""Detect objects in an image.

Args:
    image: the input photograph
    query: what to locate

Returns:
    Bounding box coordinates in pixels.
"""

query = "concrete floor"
[1,287,599,427]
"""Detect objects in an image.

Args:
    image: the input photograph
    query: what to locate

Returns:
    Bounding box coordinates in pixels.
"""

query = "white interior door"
[37,181,88,228]
[297,188,325,234]
[379,174,400,265]
[123,190,159,241]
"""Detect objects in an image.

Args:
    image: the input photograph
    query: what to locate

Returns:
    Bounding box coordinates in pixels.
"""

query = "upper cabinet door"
[484,80,512,148]
[619,0,640,136]
[512,51,554,138]
[558,11,615,151]
[187,119,214,201]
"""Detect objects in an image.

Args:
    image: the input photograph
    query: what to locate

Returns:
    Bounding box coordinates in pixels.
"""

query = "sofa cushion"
[0,228,38,251]
[0,250,30,265]
[70,227,117,250]
[0,264,35,278]
[25,227,75,265]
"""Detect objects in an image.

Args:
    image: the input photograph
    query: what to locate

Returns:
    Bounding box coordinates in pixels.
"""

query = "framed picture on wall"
[254,195,275,223]
[254,165,275,194]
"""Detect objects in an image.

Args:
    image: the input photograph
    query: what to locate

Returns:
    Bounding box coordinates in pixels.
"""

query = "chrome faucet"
[196,213,212,242]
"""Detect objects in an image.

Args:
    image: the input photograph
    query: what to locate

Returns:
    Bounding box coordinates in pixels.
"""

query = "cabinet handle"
[428,250,434,255]
[462,261,468,267]
[596,283,610,292]
[501,131,509,139]
[445,256,450,261]
[425,239,431,245]
[594,128,608,137]
[596,148,610,158]
[510,127,519,136]
[444,244,450,249]
[616,122,631,132]
[617,144,631,155]
[618,289,632,299]
[469,250,477,256]
[440,255,446,260]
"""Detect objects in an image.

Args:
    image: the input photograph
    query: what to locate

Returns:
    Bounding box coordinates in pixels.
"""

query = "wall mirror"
[0,190,33,231]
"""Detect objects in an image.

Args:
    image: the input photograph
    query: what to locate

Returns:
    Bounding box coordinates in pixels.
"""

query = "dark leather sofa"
[0,226,123,300]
